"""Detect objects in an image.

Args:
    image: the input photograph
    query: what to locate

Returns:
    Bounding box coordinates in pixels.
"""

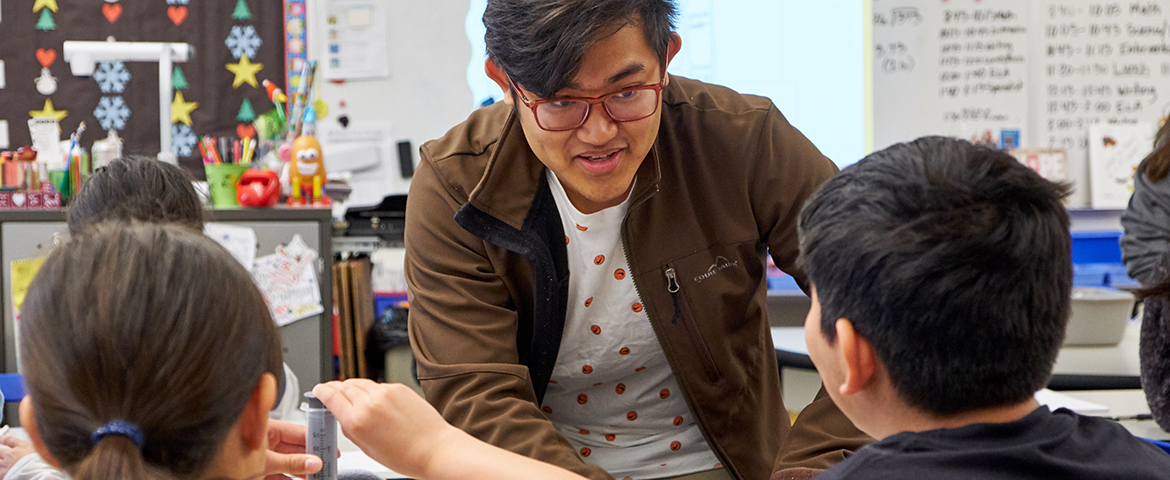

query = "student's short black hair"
[798,136,1073,416]
[67,156,203,235]
[484,0,678,99]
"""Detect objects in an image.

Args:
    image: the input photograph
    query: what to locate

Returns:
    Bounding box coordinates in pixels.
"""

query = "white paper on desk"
[338,449,407,478]
[204,223,257,271]
[0,60,6,89]
[323,0,390,80]
[0,120,9,150]
[1035,388,1110,416]
[251,235,324,326]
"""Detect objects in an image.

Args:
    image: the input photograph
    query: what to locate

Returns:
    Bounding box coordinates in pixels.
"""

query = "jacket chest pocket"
[655,243,763,384]
[664,263,723,382]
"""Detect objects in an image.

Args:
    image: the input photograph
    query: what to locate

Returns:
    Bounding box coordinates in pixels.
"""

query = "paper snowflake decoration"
[225,25,263,59]
[172,123,197,157]
[167,0,190,5]
[94,61,131,94]
[94,96,131,130]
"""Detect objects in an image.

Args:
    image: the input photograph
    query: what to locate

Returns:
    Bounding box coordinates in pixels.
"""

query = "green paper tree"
[232,0,253,20]
[36,9,56,31]
[237,98,257,122]
[172,66,189,90]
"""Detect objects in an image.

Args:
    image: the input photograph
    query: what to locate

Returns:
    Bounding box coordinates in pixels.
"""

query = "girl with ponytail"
[17,222,283,480]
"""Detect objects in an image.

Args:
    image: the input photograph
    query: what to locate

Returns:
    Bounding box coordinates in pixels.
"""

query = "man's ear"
[484,59,514,106]
[19,397,62,469]
[834,319,879,396]
[665,32,682,68]
[239,372,278,451]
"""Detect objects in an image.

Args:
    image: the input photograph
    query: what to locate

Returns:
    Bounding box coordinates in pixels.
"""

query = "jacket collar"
[465,107,662,230]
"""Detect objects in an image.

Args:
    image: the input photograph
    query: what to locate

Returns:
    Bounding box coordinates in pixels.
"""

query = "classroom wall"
[306,0,473,209]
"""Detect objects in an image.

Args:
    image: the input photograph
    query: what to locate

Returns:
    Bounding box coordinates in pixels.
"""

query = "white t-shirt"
[542,170,720,480]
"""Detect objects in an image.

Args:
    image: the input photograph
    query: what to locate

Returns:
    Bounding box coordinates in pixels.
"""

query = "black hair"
[21,222,282,480]
[484,0,678,99]
[67,156,203,235]
[798,136,1073,416]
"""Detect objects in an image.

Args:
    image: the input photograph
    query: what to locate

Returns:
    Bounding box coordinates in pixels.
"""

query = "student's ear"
[19,397,62,469]
[834,319,878,396]
[484,60,514,106]
[239,372,278,451]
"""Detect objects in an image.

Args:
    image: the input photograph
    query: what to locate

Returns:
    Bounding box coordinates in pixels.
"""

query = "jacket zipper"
[664,265,722,381]
[621,210,739,480]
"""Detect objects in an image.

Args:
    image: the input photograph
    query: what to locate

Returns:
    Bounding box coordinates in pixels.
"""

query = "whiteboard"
[873,0,1170,207]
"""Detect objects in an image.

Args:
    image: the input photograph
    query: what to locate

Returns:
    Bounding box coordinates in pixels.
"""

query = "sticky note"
[0,60,6,89]
[10,256,47,313]
[0,120,9,149]
[348,6,372,27]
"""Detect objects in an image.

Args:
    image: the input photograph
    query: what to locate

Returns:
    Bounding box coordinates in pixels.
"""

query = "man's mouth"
[575,149,622,174]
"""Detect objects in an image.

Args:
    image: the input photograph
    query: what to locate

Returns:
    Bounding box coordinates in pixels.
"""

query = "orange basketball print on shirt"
[673,416,684,426]
[594,254,605,265]
[614,269,625,280]
[593,382,603,387]
[542,406,552,414]
[635,366,646,372]
[670,441,682,451]
[585,297,593,307]
[565,235,569,245]
[579,429,590,435]
[577,394,588,404]
[582,365,593,374]
[615,383,626,394]
[576,223,588,231]
[619,347,630,355]
[626,411,638,421]
[605,434,616,442]
[632,302,643,313]
[580,447,591,457]
[660,388,670,399]
[590,325,601,335]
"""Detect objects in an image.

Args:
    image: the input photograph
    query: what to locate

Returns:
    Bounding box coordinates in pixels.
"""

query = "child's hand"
[313,380,459,478]
[0,436,37,478]
[263,420,323,480]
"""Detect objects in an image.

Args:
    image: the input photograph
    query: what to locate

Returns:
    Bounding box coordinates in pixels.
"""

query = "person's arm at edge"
[314,380,586,480]
[749,105,873,474]
[1121,167,1170,286]
[405,152,613,480]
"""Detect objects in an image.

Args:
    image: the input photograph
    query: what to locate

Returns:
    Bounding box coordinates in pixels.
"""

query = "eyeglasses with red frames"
[507,67,668,132]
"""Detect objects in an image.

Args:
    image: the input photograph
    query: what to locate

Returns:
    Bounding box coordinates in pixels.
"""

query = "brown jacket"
[406,76,870,480]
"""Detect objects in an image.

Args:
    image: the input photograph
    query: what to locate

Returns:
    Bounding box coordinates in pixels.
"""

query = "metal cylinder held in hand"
[305,392,338,480]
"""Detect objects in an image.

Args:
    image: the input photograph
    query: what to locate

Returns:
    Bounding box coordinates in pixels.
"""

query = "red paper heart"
[167,5,188,26]
[102,3,122,23]
[35,48,56,68]
[237,124,257,139]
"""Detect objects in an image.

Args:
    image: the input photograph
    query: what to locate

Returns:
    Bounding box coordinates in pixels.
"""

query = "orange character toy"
[288,135,331,206]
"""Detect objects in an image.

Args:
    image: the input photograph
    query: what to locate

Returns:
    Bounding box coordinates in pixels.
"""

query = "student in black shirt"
[795,136,1170,479]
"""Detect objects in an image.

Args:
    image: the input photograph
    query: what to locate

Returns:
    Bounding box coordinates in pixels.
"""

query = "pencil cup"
[204,164,250,208]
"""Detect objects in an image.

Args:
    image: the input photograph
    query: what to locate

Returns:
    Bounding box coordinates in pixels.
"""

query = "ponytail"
[72,436,171,480]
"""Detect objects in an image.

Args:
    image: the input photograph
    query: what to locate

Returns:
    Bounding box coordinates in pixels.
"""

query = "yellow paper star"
[33,0,58,13]
[226,57,264,88]
[171,91,199,126]
[29,99,67,122]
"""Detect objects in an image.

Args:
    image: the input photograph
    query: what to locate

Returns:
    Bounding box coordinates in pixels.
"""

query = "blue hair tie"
[91,421,144,451]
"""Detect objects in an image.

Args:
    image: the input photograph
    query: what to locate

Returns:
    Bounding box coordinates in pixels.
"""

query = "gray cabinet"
[0,208,333,423]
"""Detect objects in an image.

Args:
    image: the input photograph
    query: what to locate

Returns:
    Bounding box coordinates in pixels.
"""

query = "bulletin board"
[872,0,1170,207]
[0,0,285,177]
